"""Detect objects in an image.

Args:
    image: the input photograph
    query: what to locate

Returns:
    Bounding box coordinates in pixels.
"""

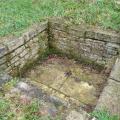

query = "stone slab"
[28,66,67,90]
[0,73,12,86]
[60,78,97,106]
[66,110,90,120]
[86,30,120,44]
[95,79,120,115]
[110,58,120,82]
[0,22,48,57]
[0,44,7,58]
[50,18,120,44]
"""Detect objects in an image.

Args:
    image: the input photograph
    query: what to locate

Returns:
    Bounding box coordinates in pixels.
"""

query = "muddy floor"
[25,55,107,111]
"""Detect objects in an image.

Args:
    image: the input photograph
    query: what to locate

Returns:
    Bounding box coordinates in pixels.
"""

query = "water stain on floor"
[25,56,107,109]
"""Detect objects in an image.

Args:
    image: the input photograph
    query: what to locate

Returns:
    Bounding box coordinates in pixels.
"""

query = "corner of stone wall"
[0,21,49,76]
[48,18,120,70]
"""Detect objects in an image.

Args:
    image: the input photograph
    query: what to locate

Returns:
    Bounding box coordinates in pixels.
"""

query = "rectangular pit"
[0,19,120,115]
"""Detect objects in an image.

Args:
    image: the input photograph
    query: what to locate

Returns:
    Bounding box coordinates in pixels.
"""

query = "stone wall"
[0,19,120,75]
[49,19,120,69]
[0,22,48,74]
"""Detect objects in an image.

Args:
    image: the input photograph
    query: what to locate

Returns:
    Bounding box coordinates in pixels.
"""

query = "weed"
[0,96,62,120]
[2,78,19,92]
[91,110,120,120]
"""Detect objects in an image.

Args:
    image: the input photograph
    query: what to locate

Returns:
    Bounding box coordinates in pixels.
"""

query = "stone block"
[5,66,12,73]
[4,37,24,52]
[10,55,20,64]
[36,22,48,34]
[15,45,26,55]
[95,79,120,115]
[0,44,7,58]
[86,30,120,44]
[23,21,47,42]
[19,49,28,58]
[110,58,120,82]
[0,56,6,65]
[66,110,90,120]
[0,63,8,72]
[105,43,119,56]
[24,53,30,60]
[14,61,20,67]
[50,20,86,38]
[0,73,12,86]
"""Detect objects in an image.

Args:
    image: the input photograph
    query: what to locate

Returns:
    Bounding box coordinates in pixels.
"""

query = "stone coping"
[109,58,120,82]
[95,58,120,116]
[0,21,48,59]
[49,18,120,44]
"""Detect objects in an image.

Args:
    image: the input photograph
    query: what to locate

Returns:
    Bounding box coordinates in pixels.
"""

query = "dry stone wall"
[0,22,48,74]
[0,18,120,75]
[49,19,120,68]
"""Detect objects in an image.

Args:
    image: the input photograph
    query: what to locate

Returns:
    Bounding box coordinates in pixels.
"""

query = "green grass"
[91,110,120,120]
[2,78,19,92]
[0,78,61,120]
[0,96,119,120]
[0,0,120,37]
[0,97,62,120]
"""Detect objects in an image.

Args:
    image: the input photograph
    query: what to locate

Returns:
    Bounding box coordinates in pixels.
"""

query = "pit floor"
[25,55,107,111]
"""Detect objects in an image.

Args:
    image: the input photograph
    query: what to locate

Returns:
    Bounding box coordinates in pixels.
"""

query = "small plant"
[0,99,10,114]
[22,99,62,120]
[22,99,41,120]
[0,98,15,120]
[91,110,120,120]
[2,78,19,92]
[0,96,62,120]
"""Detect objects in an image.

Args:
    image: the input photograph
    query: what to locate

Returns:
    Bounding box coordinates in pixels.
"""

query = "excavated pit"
[25,55,108,112]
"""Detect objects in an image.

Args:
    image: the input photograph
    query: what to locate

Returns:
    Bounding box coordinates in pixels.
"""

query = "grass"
[0,79,62,120]
[0,0,120,37]
[2,78,19,92]
[0,97,61,120]
[0,79,119,120]
[0,95,119,120]
[91,110,120,120]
